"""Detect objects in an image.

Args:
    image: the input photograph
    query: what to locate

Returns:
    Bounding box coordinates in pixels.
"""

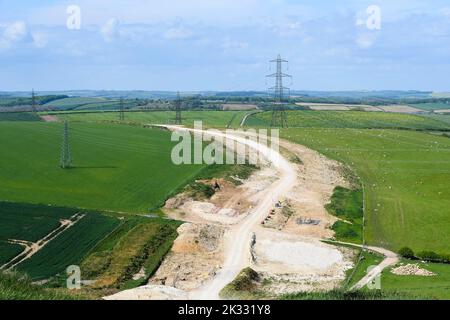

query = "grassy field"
[44,97,112,110]
[0,201,120,280]
[52,110,249,129]
[0,121,207,213]
[0,202,78,243]
[16,212,119,280]
[410,102,450,111]
[246,110,450,130]
[0,113,41,121]
[0,272,86,300]
[82,217,180,288]
[326,187,364,244]
[381,259,450,300]
[346,250,383,288]
[283,128,450,255]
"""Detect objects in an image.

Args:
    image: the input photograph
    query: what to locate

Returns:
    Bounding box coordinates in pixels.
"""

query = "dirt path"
[158,125,297,300]
[327,240,399,290]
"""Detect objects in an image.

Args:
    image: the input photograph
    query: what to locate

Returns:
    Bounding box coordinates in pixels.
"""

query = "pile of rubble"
[391,264,436,277]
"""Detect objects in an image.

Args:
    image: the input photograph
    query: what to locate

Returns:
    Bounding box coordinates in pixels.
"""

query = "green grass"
[283,128,450,255]
[0,271,86,300]
[0,242,23,266]
[0,112,41,121]
[247,110,450,130]
[81,217,180,288]
[0,202,78,243]
[55,110,249,129]
[16,212,120,280]
[346,250,383,288]
[381,259,450,300]
[0,121,207,213]
[44,97,111,110]
[280,289,417,300]
[326,187,364,243]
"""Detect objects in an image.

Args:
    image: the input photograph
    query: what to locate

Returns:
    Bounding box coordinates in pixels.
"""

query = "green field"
[0,202,76,243]
[53,110,249,129]
[246,110,450,130]
[17,212,119,280]
[82,216,180,288]
[0,121,207,213]
[410,102,450,111]
[283,128,450,255]
[44,97,112,110]
[381,259,450,299]
[0,113,41,121]
[0,201,120,280]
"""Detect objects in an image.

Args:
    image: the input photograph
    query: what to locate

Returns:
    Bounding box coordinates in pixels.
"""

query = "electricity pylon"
[60,120,72,169]
[173,92,183,125]
[266,54,292,128]
[119,98,125,121]
[31,89,37,113]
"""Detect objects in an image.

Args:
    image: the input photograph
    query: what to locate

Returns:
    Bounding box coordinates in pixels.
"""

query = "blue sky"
[1,0,450,91]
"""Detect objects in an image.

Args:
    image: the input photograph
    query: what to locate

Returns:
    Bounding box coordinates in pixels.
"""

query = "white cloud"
[0,21,28,50]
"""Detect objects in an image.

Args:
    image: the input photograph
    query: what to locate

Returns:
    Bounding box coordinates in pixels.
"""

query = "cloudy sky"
[1,0,450,91]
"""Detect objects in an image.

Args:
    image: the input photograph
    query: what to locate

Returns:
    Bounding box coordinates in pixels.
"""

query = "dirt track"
[105,125,355,300]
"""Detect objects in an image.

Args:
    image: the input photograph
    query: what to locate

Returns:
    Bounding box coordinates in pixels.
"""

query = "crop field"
[0,242,23,266]
[0,113,41,121]
[53,110,249,129]
[0,201,120,280]
[0,202,77,244]
[246,110,450,130]
[0,121,207,212]
[283,128,450,255]
[43,97,112,110]
[16,212,119,280]
[410,102,450,111]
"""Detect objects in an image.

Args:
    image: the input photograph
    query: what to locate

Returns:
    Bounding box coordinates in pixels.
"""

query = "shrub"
[398,247,415,259]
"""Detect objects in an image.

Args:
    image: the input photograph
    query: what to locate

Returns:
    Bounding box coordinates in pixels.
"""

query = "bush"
[416,251,450,263]
[417,251,442,263]
[398,247,415,259]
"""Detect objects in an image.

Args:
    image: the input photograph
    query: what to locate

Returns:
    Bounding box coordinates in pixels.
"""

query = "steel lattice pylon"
[266,54,292,128]
[173,92,183,125]
[60,120,72,169]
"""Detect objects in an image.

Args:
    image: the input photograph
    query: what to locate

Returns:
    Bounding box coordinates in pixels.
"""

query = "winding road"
[160,125,297,300]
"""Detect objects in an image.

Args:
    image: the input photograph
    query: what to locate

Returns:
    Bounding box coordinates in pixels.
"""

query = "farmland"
[0,112,41,122]
[16,212,119,280]
[49,110,250,129]
[410,102,450,111]
[246,110,450,130]
[282,128,450,254]
[0,121,207,212]
[0,201,120,280]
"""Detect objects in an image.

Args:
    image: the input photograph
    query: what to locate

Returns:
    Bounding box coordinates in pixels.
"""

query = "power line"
[60,120,72,169]
[266,54,292,128]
